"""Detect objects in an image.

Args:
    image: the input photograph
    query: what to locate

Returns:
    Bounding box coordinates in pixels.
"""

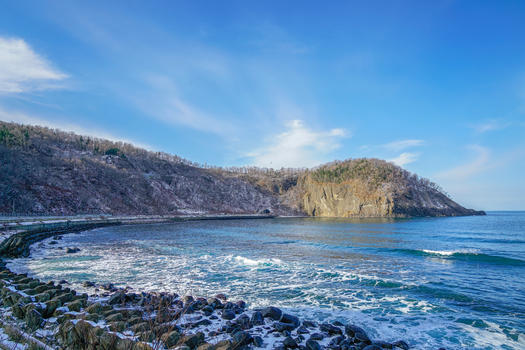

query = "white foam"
[233,255,283,267]
[7,226,523,350]
[422,249,479,256]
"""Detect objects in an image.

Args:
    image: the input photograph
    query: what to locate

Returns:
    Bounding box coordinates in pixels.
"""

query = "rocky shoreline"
[0,221,416,350]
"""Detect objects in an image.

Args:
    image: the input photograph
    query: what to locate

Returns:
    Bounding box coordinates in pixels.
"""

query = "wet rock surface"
[0,259,414,349]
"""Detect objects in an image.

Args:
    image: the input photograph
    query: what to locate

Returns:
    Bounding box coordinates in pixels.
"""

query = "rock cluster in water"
[0,259,413,350]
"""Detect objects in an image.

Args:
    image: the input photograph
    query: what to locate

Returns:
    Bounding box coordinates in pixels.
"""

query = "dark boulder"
[253,336,264,347]
[297,325,310,334]
[262,306,282,320]
[221,309,236,320]
[309,333,324,341]
[161,330,181,348]
[202,305,214,316]
[25,308,43,330]
[328,336,345,349]
[283,336,299,349]
[251,311,264,325]
[235,314,252,330]
[306,339,321,350]
[320,323,343,335]
[65,247,80,254]
[303,320,317,328]
[108,292,125,305]
[232,330,252,347]
[180,332,205,349]
[345,325,367,338]
[281,313,300,327]
[274,322,297,332]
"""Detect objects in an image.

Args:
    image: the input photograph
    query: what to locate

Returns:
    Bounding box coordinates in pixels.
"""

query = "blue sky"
[1,1,524,210]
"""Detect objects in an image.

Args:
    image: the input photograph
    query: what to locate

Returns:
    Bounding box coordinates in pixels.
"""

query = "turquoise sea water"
[9,212,525,349]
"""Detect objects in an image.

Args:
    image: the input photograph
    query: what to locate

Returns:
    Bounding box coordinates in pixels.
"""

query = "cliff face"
[300,178,395,217]
[0,121,484,217]
[295,159,484,217]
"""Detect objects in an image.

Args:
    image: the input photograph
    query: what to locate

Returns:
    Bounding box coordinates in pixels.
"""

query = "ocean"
[8,212,525,349]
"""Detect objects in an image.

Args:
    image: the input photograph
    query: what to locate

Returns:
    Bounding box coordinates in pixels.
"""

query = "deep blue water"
[9,212,525,349]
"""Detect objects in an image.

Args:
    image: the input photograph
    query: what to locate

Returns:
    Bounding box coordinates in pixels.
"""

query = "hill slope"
[0,121,484,217]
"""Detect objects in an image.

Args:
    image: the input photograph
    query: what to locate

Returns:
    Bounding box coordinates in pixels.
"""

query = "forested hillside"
[0,121,484,217]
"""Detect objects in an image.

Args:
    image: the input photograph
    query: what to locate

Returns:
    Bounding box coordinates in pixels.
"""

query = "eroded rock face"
[295,159,485,218]
[300,177,395,217]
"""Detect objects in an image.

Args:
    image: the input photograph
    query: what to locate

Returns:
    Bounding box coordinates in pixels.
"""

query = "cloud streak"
[129,75,238,137]
[470,119,512,133]
[382,139,424,152]
[246,120,347,168]
[388,152,420,166]
[0,37,67,94]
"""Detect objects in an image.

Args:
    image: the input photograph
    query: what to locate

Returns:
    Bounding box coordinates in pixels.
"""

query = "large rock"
[283,336,298,349]
[221,309,236,320]
[306,339,321,350]
[86,302,105,314]
[274,322,297,332]
[180,332,205,349]
[261,306,282,320]
[161,330,181,348]
[281,313,300,327]
[25,308,43,330]
[250,311,264,325]
[231,330,252,347]
[320,323,343,335]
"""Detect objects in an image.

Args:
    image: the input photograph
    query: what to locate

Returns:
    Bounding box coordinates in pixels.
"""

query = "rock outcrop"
[296,159,484,217]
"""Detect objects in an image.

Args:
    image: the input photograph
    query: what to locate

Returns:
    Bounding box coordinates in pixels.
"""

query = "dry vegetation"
[0,121,294,216]
[0,121,480,217]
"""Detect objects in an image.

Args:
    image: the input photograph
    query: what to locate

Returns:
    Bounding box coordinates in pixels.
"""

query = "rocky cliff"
[296,159,483,217]
[0,121,484,217]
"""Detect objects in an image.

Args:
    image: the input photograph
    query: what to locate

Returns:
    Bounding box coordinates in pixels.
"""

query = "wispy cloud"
[360,139,424,167]
[0,37,67,94]
[470,119,512,133]
[246,119,347,168]
[436,145,490,180]
[382,139,424,152]
[130,75,238,136]
[388,152,420,166]
[0,107,153,150]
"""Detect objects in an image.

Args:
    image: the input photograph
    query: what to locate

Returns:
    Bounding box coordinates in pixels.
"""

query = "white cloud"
[0,107,153,150]
[388,152,420,167]
[436,145,490,180]
[470,119,512,133]
[0,37,67,93]
[382,139,424,152]
[246,120,347,168]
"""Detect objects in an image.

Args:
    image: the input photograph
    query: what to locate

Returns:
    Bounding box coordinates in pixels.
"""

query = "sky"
[0,1,524,210]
